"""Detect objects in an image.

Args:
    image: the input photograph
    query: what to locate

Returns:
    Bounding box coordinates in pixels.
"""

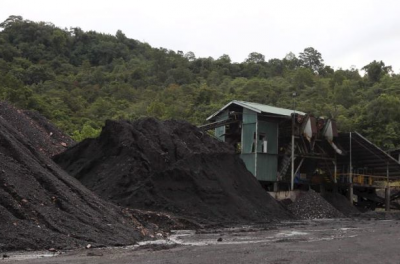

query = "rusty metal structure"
[201,100,400,210]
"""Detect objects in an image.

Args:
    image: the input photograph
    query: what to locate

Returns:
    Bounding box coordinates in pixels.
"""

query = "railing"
[337,173,400,187]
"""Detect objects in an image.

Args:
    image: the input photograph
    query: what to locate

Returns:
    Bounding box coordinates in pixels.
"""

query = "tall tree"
[299,47,324,73]
[283,52,300,70]
[362,60,392,84]
[245,52,265,64]
[0,15,23,28]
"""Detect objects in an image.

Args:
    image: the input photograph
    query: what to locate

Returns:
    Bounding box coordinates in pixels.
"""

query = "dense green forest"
[0,15,399,148]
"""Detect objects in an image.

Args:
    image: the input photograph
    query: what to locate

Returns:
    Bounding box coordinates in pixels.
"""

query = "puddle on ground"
[2,220,363,261]
[2,252,59,261]
[276,231,308,237]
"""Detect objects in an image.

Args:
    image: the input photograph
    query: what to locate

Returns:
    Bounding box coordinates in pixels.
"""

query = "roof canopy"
[206,100,306,121]
[337,132,400,178]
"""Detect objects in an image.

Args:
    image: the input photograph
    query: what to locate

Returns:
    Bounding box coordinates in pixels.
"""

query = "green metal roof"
[207,100,306,121]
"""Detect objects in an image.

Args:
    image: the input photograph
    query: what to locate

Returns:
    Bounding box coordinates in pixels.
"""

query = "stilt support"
[385,187,391,212]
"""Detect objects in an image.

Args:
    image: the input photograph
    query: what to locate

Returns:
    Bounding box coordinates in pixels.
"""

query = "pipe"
[291,113,295,191]
[349,132,353,203]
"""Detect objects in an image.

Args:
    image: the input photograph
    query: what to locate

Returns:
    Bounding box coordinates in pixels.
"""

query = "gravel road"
[4,216,400,264]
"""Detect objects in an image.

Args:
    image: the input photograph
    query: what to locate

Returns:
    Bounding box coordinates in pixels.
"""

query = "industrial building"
[201,100,400,210]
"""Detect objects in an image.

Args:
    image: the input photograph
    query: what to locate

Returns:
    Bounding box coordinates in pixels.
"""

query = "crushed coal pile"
[0,111,143,251]
[54,118,292,224]
[0,101,74,157]
[287,190,344,220]
[322,192,360,216]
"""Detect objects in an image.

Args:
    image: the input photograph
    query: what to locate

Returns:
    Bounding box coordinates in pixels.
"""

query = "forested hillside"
[0,15,399,149]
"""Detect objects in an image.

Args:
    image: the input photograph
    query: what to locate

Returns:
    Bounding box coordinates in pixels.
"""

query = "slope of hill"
[1,16,400,149]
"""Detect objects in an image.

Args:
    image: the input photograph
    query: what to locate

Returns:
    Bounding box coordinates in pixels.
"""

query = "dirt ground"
[4,214,400,264]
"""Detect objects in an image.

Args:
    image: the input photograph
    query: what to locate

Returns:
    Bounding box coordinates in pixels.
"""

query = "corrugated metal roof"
[207,100,306,120]
[337,132,400,178]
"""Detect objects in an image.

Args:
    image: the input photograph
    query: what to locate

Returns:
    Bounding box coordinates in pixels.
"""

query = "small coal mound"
[287,190,344,220]
[322,192,360,216]
[0,102,74,157]
[0,103,142,251]
[54,118,292,224]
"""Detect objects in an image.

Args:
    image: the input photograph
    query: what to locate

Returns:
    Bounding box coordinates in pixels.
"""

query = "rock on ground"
[287,190,344,220]
[54,118,292,224]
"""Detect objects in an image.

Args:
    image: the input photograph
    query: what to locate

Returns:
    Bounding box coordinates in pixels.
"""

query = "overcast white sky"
[2,0,400,72]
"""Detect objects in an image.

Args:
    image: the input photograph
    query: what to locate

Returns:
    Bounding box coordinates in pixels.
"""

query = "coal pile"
[0,108,143,251]
[287,190,344,220]
[0,102,74,157]
[54,118,292,224]
[322,192,360,216]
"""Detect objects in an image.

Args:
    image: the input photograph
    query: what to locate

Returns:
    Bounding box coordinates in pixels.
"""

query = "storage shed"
[206,100,305,182]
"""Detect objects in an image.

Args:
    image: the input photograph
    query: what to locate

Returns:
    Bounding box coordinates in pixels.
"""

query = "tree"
[184,51,196,61]
[292,68,315,89]
[147,101,166,118]
[0,15,23,29]
[299,47,324,73]
[116,30,127,42]
[217,54,231,64]
[215,54,231,75]
[267,59,284,77]
[72,123,101,141]
[362,60,392,84]
[360,94,400,148]
[5,16,400,149]
[245,52,265,64]
[283,52,300,70]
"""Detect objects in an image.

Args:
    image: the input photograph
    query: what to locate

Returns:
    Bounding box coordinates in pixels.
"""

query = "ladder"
[278,142,294,181]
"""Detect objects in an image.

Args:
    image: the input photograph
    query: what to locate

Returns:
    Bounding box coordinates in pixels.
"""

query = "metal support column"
[273,182,278,192]
[333,160,337,184]
[348,132,353,203]
[385,162,390,212]
[290,114,295,191]
[290,93,296,191]
[333,159,338,193]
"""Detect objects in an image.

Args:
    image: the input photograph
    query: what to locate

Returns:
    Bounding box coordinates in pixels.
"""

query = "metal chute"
[322,119,345,155]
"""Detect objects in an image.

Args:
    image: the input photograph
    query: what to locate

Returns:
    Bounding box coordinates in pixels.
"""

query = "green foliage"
[362,60,392,84]
[299,47,324,74]
[72,123,101,141]
[1,15,400,149]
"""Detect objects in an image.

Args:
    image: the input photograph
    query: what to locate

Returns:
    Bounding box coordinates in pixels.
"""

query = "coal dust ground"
[4,214,400,264]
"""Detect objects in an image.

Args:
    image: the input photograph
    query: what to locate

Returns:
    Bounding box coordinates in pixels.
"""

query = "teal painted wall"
[241,108,257,175]
[256,120,278,181]
[240,154,256,176]
[242,123,256,153]
[243,108,257,124]
[215,126,225,141]
[214,110,229,141]
[257,121,278,154]
[256,154,278,181]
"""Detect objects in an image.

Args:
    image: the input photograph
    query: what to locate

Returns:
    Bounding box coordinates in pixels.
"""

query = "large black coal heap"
[55,118,292,224]
[0,102,141,251]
